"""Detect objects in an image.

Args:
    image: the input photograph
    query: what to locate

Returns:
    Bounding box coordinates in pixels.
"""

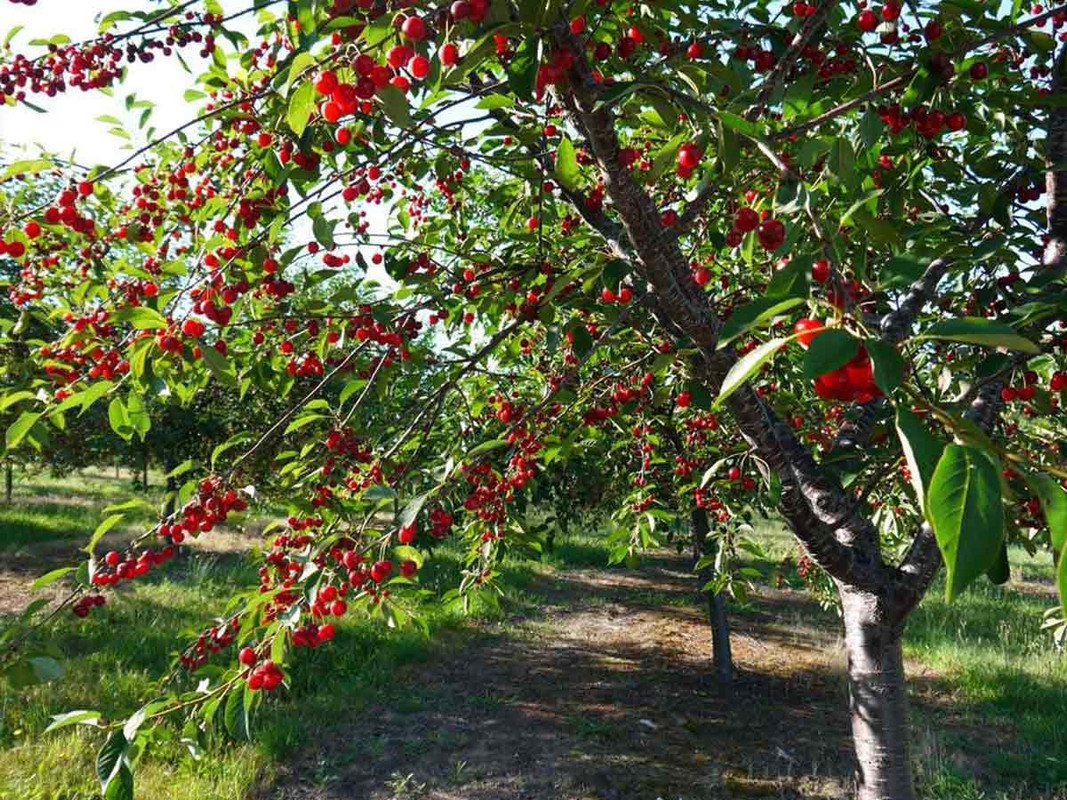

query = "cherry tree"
[2,1,1066,799]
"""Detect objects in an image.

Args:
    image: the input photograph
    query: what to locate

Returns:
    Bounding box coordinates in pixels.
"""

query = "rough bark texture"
[1046,44,1067,268]
[840,590,915,800]
[690,507,733,684]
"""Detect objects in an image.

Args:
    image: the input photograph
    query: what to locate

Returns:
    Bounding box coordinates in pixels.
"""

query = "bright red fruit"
[857,10,878,31]
[794,318,823,348]
[314,70,338,95]
[370,559,393,583]
[400,561,418,578]
[812,259,831,283]
[238,647,257,666]
[676,391,691,408]
[441,43,459,66]
[401,15,427,41]
[735,207,759,232]
[182,319,205,338]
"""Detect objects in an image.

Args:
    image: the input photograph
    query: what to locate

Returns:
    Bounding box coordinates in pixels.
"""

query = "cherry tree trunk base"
[841,590,916,800]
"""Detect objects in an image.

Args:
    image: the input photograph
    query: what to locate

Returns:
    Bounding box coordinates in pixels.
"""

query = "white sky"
[0,0,402,286]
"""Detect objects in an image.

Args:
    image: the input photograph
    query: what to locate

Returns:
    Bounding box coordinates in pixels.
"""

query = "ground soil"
[258,552,859,800]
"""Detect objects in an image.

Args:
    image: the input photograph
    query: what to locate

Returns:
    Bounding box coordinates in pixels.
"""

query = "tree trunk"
[691,507,733,684]
[840,589,916,800]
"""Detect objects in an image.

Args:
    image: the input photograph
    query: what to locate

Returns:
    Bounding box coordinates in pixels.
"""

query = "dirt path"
[262,553,857,800]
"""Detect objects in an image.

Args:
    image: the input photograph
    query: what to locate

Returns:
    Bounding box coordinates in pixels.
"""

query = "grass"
[1,477,1065,800]
[0,467,166,551]
[744,517,1067,798]
[0,472,616,800]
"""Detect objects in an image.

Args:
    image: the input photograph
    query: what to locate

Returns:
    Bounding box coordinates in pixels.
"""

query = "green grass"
[0,468,165,551]
[745,518,1066,797]
[0,475,615,800]
[3,479,1065,800]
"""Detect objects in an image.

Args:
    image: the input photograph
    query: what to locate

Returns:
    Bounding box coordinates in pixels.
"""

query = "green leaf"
[1025,472,1067,550]
[376,85,411,128]
[506,37,539,101]
[766,256,811,299]
[165,460,194,480]
[554,136,580,192]
[85,515,125,554]
[987,543,1010,585]
[44,709,101,734]
[393,545,424,568]
[866,339,905,394]
[125,394,151,440]
[926,444,1005,602]
[1058,550,1067,619]
[570,324,593,358]
[0,390,35,412]
[802,330,858,381]
[339,379,368,406]
[465,439,509,459]
[212,433,252,469]
[224,682,249,740]
[286,80,316,137]
[718,297,804,345]
[32,567,74,590]
[718,111,758,137]
[96,730,128,794]
[398,491,432,529]
[201,345,238,386]
[895,408,944,507]
[919,317,1039,354]
[5,411,41,451]
[114,306,167,330]
[108,398,133,441]
[286,51,316,88]
[827,138,857,189]
[714,338,787,407]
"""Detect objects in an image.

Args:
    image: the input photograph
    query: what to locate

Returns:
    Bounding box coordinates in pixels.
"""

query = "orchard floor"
[1,470,1064,800]
[257,551,1051,800]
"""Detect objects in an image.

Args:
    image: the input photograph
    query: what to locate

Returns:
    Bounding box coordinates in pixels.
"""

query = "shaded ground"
[260,554,857,800]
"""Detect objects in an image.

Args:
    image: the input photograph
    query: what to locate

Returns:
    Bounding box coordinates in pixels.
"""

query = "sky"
[1,0,399,286]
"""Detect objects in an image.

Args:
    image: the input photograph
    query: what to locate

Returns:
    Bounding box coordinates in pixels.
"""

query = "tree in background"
[1,2,1066,799]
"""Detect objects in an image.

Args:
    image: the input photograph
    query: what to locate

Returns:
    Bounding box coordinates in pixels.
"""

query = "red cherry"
[794,318,823,348]
[401,15,427,41]
[24,221,41,239]
[969,61,988,80]
[735,207,759,232]
[182,319,205,338]
[410,55,430,79]
[945,112,966,132]
[104,550,121,567]
[728,466,741,481]
[238,647,257,666]
[676,391,691,408]
[812,259,831,283]
[399,560,418,578]
[314,70,338,95]
[441,43,459,66]
[370,559,393,583]
[857,10,878,31]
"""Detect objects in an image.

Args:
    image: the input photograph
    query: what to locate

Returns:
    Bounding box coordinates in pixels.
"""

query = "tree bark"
[691,507,733,684]
[840,589,916,800]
